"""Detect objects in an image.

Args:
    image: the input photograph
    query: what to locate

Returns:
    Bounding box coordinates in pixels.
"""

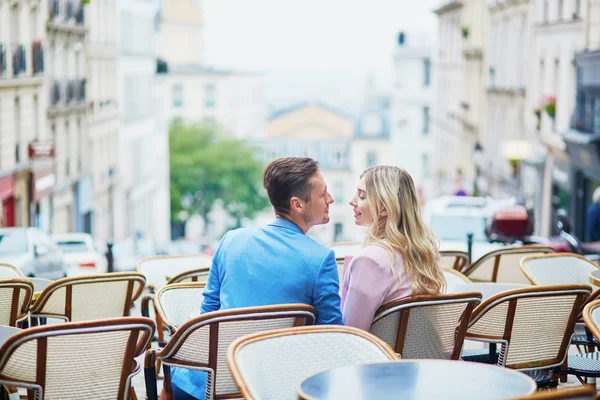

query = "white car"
[424,196,515,263]
[52,233,108,276]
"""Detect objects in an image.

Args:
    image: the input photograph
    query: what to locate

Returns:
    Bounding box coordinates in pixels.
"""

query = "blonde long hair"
[361,166,444,295]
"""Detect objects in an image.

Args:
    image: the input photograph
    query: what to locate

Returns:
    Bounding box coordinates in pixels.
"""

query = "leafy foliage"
[169,119,269,233]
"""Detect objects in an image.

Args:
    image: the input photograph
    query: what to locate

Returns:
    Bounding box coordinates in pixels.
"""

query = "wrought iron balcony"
[32,41,44,75]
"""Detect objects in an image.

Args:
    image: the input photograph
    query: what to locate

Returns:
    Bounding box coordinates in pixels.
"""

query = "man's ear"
[290,197,304,214]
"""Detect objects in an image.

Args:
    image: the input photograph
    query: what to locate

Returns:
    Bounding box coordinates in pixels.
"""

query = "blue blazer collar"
[268,218,304,234]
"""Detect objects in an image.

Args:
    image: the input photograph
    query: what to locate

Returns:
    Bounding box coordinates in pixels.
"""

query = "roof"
[268,102,352,121]
[169,64,264,77]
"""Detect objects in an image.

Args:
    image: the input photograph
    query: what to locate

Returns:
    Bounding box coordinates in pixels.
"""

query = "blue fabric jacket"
[171,218,343,398]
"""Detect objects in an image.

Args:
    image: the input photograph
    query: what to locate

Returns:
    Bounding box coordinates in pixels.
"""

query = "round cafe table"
[297,360,537,400]
[589,270,600,286]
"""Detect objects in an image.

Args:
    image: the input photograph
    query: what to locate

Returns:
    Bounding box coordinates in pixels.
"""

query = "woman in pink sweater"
[342,166,445,330]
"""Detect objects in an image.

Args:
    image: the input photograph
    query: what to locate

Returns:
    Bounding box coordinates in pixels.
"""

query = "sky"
[201,0,439,112]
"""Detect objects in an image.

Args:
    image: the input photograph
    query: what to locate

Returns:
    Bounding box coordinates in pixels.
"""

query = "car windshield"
[56,241,91,253]
[0,230,28,254]
[430,215,488,242]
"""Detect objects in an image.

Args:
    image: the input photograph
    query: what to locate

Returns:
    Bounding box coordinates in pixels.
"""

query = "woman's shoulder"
[354,244,396,267]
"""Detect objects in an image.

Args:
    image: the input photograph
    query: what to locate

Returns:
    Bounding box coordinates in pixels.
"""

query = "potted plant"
[544,96,556,119]
[461,27,469,39]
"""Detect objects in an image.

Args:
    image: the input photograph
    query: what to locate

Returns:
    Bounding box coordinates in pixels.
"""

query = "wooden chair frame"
[510,386,596,399]
[166,267,210,285]
[462,245,555,282]
[0,317,154,400]
[0,263,24,278]
[370,292,482,359]
[0,279,34,326]
[144,304,317,400]
[29,272,146,322]
[227,325,399,400]
[154,282,206,335]
[466,284,590,371]
[440,250,470,271]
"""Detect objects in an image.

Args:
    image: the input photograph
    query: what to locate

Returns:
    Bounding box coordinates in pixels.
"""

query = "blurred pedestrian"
[586,187,600,242]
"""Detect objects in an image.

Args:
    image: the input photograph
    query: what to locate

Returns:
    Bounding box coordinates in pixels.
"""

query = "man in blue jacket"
[168,157,343,400]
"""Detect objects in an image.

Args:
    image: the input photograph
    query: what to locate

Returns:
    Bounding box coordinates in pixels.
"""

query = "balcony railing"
[12,44,26,76]
[0,44,6,77]
[77,78,86,102]
[51,80,62,106]
[32,41,44,75]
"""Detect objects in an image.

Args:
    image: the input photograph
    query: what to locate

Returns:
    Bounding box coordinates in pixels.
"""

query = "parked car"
[0,227,68,279]
[111,239,157,272]
[52,233,108,276]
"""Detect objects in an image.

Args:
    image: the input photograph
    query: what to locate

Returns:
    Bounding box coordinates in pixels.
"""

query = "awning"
[563,130,600,180]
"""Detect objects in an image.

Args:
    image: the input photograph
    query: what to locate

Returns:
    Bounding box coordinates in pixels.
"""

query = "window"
[366,151,377,168]
[205,84,215,108]
[422,153,430,178]
[543,0,549,22]
[172,84,183,107]
[423,58,431,87]
[334,223,344,242]
[575,0,581,15]
[423,106,430,135]
[558,0,564,19]
[14,98,20,163]
[333,181,344,202]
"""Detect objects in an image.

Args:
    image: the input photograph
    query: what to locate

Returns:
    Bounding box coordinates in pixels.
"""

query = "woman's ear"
[380,208,388,217]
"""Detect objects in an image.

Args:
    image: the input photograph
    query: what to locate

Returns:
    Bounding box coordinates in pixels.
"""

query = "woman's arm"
[342,255,388,331]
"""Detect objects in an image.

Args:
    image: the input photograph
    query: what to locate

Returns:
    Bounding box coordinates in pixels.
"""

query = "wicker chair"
[521,253,600,354]
[138,254,212,347]
[145,304,317,400]
[154,283,206,335]
[0,279,33,326]
[29,273,145,322]
[440,250,470,271]
[462,246,555,284]
[443,268,472,286]
[166,267,210,285]
[369,292,481,359]
[227,325,399,400]
[0,263,24,279]
[511,386,596,399]
[0,317,154,400]
[465,285,590,386]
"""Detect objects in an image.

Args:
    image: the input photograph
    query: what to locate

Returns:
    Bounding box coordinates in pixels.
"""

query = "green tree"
[169,119,269,234]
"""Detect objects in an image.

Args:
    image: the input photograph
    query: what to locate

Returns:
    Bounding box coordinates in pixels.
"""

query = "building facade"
[86,0,120,242]
[159,0,203,66]
[432,0,468,196]
[390,32,434,203]
[118,0,170,243]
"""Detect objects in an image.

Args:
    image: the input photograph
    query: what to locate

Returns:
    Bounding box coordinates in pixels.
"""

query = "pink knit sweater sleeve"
[341,254,389,331]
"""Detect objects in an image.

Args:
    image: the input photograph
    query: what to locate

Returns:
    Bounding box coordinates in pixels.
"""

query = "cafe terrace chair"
[0,263,24,279]
[0,317,154,400]
[510,386,596,399]
[154,283,206,335]
[440,250,470,271]
[566,299,600,385]
[227,325,399,400]
[369,292,481,360]
[138,254,212,346]
[166,267,210,285]
[29,273,145,322]
[462,246,555,284]
[521,253,600,353]
[465,285,590,387]
[144,304,317,400]
[0,279,33,326]
[443,268,472,286]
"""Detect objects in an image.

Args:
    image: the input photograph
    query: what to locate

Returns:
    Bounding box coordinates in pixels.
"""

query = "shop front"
[563,50,600,240]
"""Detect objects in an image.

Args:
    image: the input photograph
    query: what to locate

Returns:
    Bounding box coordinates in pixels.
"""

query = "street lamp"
[472,141,483,196]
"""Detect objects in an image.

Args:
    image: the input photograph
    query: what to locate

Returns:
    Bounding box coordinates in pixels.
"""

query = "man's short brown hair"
[263,157,319,216]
